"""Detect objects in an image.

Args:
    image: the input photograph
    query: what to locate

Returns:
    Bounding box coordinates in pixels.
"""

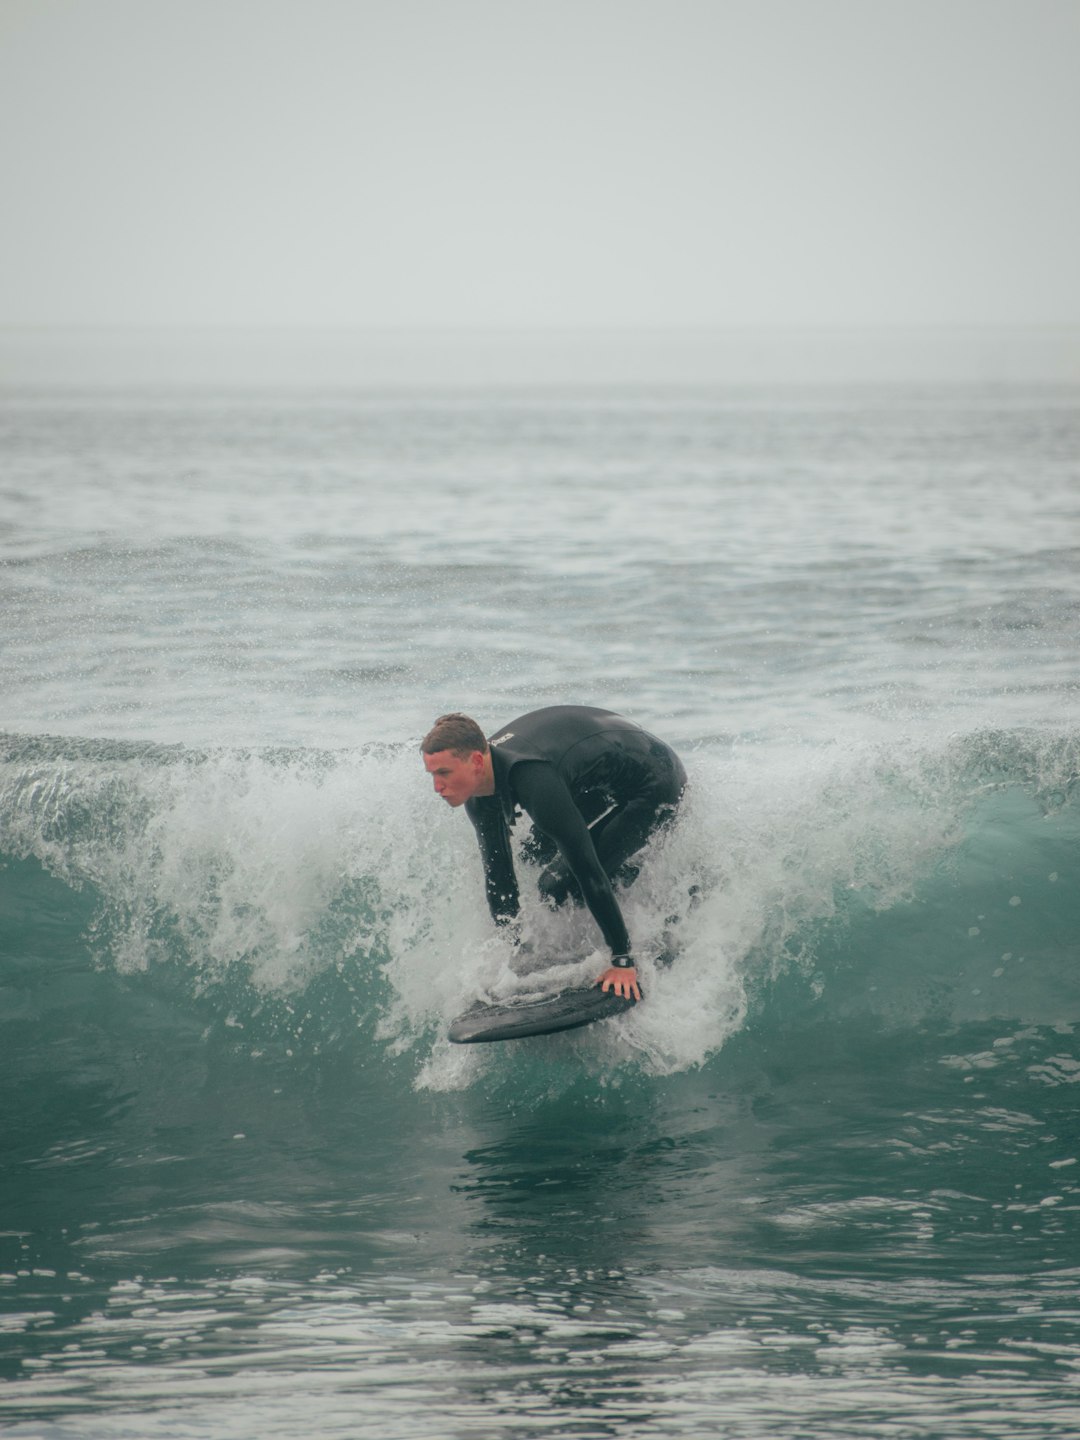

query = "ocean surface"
[2,371,1079,1437]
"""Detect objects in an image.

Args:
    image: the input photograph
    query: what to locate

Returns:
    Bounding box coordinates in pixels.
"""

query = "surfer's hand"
[596,965,641,1001]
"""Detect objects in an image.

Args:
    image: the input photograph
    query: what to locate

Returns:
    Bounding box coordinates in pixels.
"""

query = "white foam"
[2,725,1073,1084]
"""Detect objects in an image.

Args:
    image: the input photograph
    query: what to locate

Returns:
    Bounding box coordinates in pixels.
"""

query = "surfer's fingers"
[597,973,640,1001]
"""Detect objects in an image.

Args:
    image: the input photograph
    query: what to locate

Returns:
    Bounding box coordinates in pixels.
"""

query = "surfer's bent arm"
[511,762,632,958]
[465,797,520,928]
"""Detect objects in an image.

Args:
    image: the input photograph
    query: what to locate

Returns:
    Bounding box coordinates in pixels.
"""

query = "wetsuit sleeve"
[465,797,520,927]
[510,762,632,957]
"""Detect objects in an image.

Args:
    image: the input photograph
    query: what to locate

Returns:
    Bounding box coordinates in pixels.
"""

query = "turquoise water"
[2,384,1079,1436]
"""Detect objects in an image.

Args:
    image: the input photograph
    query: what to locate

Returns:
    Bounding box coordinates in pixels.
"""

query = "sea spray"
[4,725,1075,1088]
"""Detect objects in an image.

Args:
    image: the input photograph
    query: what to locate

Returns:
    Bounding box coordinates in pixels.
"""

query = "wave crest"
[1,726,1077,1085]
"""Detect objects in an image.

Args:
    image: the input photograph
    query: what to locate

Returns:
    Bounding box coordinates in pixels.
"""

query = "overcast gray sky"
[1,0,1078,330]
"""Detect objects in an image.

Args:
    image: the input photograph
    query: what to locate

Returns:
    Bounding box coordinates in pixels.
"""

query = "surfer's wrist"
[610,954,635,969]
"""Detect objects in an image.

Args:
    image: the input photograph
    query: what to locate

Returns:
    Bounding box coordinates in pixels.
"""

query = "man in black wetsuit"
[420,706,687,1001]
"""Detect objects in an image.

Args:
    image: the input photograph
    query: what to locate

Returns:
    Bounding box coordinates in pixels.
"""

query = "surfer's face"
[423,748,486,807]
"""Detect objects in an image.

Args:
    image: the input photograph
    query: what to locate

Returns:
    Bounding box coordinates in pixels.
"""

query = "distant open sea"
[2,329,1079,1437]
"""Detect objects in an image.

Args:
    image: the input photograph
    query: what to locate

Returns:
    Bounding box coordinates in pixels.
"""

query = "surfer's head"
[421,713,488,759]
[421,713,493,806]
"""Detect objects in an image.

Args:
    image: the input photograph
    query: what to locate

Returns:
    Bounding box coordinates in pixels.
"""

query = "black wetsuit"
[464,706,687,956]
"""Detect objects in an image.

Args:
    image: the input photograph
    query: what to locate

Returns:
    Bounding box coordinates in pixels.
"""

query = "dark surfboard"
[448,984,640,1044]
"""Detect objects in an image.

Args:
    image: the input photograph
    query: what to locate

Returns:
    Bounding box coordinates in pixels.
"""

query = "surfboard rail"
[448,984,640,1044]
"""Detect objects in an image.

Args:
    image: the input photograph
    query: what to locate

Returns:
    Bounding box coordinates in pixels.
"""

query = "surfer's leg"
[591,746,686,879]
[520,825,559,868]
[656,883,703,968]
[537,754,687,906]
[534,801,658,906]
[590,791,678,879]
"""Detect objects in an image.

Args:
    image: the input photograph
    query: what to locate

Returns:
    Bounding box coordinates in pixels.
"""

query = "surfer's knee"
[537,863,580,908]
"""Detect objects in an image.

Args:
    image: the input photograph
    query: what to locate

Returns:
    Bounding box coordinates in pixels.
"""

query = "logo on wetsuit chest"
[490,732,515,747]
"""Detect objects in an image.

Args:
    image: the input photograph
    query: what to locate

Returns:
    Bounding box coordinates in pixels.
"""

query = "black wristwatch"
[611,954,635,969]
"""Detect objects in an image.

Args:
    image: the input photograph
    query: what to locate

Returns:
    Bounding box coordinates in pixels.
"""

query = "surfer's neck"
[475,751,496,796]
